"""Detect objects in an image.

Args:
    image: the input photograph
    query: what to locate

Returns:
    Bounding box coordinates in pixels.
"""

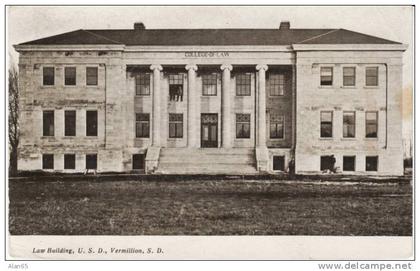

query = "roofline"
[292,44,408,51]
[13,44,126,52]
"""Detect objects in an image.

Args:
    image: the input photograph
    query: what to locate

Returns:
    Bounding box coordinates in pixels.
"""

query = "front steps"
[155,148,258,174]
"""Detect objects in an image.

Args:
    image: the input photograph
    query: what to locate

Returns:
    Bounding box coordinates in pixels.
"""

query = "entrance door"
[201,114,218,148]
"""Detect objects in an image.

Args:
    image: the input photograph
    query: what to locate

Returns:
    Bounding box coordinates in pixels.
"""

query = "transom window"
[64,67,76,86]
[136,113,150,138]
[268,74,285,96]
[343,111,355,138]
[365,111,378,138]
[366,67,379,86]
[236,73,251,96]
[320,67,333,86]
[169,113,183,138]
[270,114,284,139]
[343,67,356,86]
[320,111,333,138]
[202,73,217,96]
[169,74,184,101]
[43,67,55,86]
[86,67,98,86]
[236,114,250,138]
[135,73,150,96]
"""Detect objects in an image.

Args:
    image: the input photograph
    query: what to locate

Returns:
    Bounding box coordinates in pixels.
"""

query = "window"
[343,67,356,86]
[169,113,183,138]
[169,74,183,101]
[343,111,355,138]
[343,156,355,171]
[202,73,217,96]
[320,111,333,138]
[366,156,378,171]
[86,67,98,86]
[42,154,54,169]
[269,74,285,96]
[64,154,76,170]
[273,156,285,171]
[86,154,97,170]
[43,67,55,86]
[135,73,150,95]
[236,73,251,96]
[132,154,145,170]
[320,67,333,86]
[270,114,285,139]
[321,155,336,171]
[365,111,378,138]
[236,114,250,138]
[64,67,76,86]
[43,110,54,136]
[64,110,76,136]
[366,67,378,86]
[86,110,98,136]
[136,113,150,138]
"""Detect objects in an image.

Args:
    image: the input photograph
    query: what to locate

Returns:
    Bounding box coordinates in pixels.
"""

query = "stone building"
[14,22,407,175]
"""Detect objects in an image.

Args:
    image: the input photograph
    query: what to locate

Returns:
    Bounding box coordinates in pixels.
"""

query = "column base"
[255,146,269,172]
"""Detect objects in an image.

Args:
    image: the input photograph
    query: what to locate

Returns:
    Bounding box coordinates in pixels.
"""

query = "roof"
[18,28,401,46]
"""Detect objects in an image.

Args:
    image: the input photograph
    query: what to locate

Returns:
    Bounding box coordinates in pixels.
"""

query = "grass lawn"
[9,178,412,235]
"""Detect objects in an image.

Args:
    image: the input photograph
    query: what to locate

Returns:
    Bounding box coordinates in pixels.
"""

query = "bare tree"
[8,64,19,176]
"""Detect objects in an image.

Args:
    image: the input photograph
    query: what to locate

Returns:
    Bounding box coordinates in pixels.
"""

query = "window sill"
[63,85,78,88]
[168,138,183,140]
[341,137,357,140]
[235,137,251,140]
[41,136,55,139]
[40,85,56,89]
[318,85,334,89]
[365,137,379,141]
[63,136,77,138]
[363,86,380,89]
[340,86,357,89]
[269,138,285,140]
[86,85,100,88]
[319,137,333,140]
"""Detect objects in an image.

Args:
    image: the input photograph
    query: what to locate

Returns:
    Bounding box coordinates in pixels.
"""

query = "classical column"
[221,64,233,148]
[150,64,163,146]
[256,64,268,147]
[186,64,198,148]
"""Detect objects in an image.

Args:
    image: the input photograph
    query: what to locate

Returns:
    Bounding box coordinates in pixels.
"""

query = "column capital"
[220,64,233,71]
[185,64,198,71]
[256,64,269,71]
[150,64,163,71]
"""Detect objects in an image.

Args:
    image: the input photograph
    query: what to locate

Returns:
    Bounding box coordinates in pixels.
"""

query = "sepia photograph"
[5,4,414,262]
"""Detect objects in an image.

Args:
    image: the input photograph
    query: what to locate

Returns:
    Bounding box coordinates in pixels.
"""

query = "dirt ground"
[8,178,412,235]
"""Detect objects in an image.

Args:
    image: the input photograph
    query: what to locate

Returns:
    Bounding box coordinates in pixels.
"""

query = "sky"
[6,5,413,141]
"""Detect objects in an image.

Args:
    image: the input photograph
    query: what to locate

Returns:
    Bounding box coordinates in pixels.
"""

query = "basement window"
[366,156,378,171]
[43,67,55,86]
[320,155,336,171]
[64,110,76,136]
[42,154,54,169]
[236,114,250,138]
[343,156,355,171]
[132,154,145,170]
[169,113,183,138]
[64,67,76,86]
[86,110,98,136]
[169,74,184,101]
[43,110,55,137]
[320,67,333,86]
[273,156,285,171]
[86,154,97,170]
[320,111,333,138]
[64,154,76,170]
[86,67,98,86]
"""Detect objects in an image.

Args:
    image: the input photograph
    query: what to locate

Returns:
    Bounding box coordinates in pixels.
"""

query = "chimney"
[134,22,146,30]
[279,21,290,30]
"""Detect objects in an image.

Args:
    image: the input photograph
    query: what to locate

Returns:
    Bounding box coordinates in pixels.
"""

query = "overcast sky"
[6,5,413,139]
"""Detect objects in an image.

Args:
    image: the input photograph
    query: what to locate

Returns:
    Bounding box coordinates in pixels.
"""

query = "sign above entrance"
[185,51,230,58]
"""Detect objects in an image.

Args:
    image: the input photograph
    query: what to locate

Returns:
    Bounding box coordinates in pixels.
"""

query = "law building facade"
[14,22,407,175]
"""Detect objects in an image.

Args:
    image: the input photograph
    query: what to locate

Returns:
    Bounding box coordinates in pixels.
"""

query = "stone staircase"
[155,148,258,174]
